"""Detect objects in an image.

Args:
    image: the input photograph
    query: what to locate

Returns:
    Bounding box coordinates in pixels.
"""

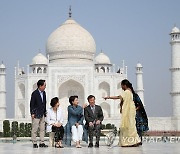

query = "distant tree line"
[2,120,49,137]
[1,120,32,137]
[0,120,116,138]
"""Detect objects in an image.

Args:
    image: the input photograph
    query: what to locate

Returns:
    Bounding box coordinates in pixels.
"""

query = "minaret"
[136,63,144,105]
[0,62,6,119]
[170,26,180,117]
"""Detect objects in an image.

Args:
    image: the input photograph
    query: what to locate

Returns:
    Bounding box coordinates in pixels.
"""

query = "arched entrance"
[59,79,84,120]
[100,102,110,118]
[99,81,110,98]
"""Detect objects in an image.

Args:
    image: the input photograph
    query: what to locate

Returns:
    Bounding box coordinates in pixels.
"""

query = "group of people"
[30,79,148,148]
[30,79,104,148]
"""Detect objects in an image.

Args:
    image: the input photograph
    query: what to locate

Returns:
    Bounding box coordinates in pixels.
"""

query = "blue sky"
[0,0,180,118]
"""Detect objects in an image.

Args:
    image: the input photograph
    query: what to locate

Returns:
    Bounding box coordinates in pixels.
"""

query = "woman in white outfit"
[46,97,64,148]
[68,96,84,148]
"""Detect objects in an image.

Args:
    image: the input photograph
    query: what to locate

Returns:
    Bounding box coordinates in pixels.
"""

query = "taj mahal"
[0,10,180,132]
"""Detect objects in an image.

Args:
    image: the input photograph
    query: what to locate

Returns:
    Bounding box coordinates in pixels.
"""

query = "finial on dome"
[38,49,41,53]
[100,49,103,53]
[69,5,72,18]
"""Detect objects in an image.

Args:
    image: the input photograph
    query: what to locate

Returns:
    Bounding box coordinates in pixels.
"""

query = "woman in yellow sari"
[104,79,141,147]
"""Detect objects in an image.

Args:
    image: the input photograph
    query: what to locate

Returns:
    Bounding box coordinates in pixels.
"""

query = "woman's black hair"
[69,95,78,105]
[121,79,135,95]
[50,97,59,107]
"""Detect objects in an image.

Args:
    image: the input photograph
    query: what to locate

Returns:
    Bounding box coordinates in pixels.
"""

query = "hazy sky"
[0,0,180,118]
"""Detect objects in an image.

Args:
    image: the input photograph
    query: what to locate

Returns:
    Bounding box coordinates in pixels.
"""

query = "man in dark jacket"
[84,95,104,148]
[30,79,48,148]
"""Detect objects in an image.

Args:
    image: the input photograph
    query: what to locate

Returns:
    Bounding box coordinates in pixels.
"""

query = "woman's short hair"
[50,97,59,107]
[69,95,78,105]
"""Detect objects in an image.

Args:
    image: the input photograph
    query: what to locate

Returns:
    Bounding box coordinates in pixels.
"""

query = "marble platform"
[0,141,179,154]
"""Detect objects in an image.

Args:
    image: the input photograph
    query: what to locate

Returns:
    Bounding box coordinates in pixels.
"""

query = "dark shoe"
[33,144,38,148]
[88,143,93,148]
[39,143,48,148]
[55,144,60,148]
[95,142,99,148]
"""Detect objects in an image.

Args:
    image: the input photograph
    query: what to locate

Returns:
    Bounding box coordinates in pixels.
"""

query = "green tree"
[19,123,25,137]
[27,123,32,137]
[11,121,19,137]
[24,123,28,137]
[106,123,112,129]
[3,120,10,137]
[25,123,32,137]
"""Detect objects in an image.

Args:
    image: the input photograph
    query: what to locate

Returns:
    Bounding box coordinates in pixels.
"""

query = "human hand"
[103,97,109,100]
[31,114,35,119]
[96,120,101,125]
[75,123,79,128]
[82,103,88,109]
[89,122,93,127]
[56,122,62,127]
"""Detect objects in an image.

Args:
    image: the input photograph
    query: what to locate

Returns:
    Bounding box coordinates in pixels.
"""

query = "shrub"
[27,123,32,137]
[0,132,3,137]
[24,123,29,137]
[3,120,10,137]
[106,123,112,129]
[11,121,19,137]
[102,124,106,129]
[19,123,25,137]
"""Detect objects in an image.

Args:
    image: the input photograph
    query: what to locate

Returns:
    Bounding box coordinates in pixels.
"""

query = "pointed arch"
[18,103,25,118]
[59,79,84,120]
[33,83,37,91]
[99,81,110,97]
[100,67,105,73]
[37,67,42,73]
[18,83,25,99]
[100,102,110,118]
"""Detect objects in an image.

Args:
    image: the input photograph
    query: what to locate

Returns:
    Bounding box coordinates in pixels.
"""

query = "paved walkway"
[0,141,179,154]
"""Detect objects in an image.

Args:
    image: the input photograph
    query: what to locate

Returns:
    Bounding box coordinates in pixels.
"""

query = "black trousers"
[88,124,101,143]
[52,125,64,142]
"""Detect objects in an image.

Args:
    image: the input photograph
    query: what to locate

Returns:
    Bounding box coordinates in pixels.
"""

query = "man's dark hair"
[37,79,45,88]
[69,95,78,105]
[50,97,59,107]
[87,95,95,101]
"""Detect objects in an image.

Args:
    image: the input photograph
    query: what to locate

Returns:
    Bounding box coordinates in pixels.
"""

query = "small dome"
[0,63,5,69]
[171,26,180,33]
[136,63,143,68]
[95,52,111,64]
[31,53,48,65]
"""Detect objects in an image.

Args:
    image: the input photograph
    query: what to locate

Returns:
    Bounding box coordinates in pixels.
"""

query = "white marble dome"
[95,52,111,64]
[46,18,96,63]
[171,26,180,33]
[136,63,143,68]
[0,63,5,69]
[31,53,48,65]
